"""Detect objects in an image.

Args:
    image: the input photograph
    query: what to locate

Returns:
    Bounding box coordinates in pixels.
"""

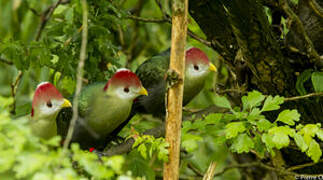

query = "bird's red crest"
[32,82,63,114]
[104,69,141,91]
[186,47,209,65]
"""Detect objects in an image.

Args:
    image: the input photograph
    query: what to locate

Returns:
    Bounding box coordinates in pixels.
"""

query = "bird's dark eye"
[46,101,52,108]
[194,65,199,71]
[124,87,129,93]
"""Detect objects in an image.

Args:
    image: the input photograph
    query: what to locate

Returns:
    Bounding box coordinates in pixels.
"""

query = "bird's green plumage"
[30,115,57,139]
[57,81,135,149]
[134,48,210,116]
[85,88,132,136]
[78,82,105,117]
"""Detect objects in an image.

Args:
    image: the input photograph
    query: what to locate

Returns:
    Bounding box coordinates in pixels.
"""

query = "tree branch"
[102,125,165,156]
[203,161,217,180]
[307,0,323,18]
[284,92,323,102]
[63,0,88,150]
[0,58,13,65]
[187,162,203,177]
[35,0,67,41]
[126,14,169,23]
[213,162,297,177]
[10,71,23,115]
[287,159,323,171]
[279,0,322,67]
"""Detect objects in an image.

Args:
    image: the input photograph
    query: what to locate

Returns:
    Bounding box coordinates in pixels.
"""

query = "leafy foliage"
[182,91,323,162]
[131,133,169,162]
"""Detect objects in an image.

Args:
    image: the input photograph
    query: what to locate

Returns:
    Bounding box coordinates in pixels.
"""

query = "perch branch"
[102,125,165,156]
[102,106,228,156]
[10,71,23,115]
[63,0,88,150]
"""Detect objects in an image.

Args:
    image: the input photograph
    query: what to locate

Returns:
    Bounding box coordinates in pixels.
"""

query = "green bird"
[57,69,148,149]
[30,82,72,139]
[110,47,217,136]
[134,47,217,116]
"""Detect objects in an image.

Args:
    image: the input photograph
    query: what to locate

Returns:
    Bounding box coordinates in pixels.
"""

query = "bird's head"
[31,82,72,120]
[185,47,217,80]
[104,68,148,100]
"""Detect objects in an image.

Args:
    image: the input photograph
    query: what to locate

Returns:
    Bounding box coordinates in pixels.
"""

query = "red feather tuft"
[32,82,63,113]
[104,69,141,91]
[186,47,209,65]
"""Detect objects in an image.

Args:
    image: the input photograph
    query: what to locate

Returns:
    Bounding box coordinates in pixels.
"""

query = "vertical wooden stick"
[203,161,217,180]
[163,0,188,179]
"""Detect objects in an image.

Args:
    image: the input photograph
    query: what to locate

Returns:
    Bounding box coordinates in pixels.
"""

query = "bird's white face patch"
[38,99,64,117]
[187,63,209,78]
[115,86,139,100]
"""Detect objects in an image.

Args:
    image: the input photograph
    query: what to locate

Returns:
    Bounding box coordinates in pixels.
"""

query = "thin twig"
[287,159,323,171]
[126,14,213,48]
[213,162,296,177]
[307,0,323,18]
[187,163,203,177]
[187,30,211,47]
[63,0,88,150]
[284,92,323,101]
[126,14,169,23]
[0,58,13,65]
[10,71,23,115]
[35,0,64,41]
[203,161,217,180]
[279,0,322,66]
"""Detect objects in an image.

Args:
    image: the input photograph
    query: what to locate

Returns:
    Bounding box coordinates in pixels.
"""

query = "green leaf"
[204,113,223,125]
[276,109,300,126]
[214,96,232,109]
[247,108,265,122]
[299,124,319,145]
[253,135,266,158]
[268,126,295,149]
[182,134,202,152]
[242,90,265,110]
[256,119,273,132]
[306,140,322,162]
[311,72,323,92]
[316,129,323,141]
[231,134,254,153]
[225,122,246,139]
[296,69,312,95]
[261,95,284,112]
[294,133,308,152]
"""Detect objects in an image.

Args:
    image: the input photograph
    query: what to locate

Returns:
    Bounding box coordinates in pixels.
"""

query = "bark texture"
[163,0,188,179]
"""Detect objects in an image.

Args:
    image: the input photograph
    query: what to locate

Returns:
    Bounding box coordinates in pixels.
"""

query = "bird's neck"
[86,92,133,137]
[30,114,58,139]
[183,73,208,105]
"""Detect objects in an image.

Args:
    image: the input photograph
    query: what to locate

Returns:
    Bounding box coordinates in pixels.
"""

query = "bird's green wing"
[78,82,106,117]
[135,49,170,89]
